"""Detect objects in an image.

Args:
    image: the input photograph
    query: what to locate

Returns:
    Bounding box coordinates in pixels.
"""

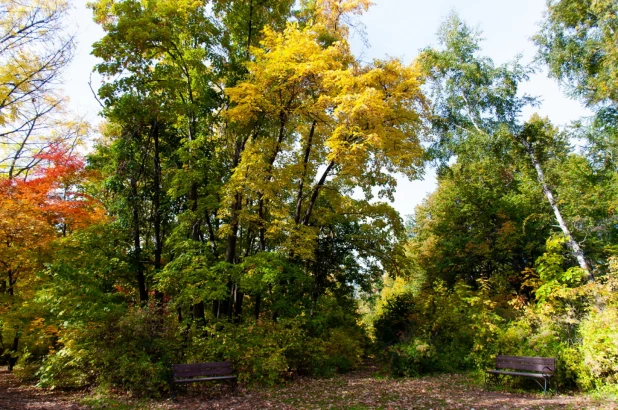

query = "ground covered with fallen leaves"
[0,367,87,409]
[1,366,616,409]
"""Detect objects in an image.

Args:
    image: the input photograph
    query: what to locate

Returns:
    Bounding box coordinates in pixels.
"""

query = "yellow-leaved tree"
[0,0,79,180]
[217,1,427,319]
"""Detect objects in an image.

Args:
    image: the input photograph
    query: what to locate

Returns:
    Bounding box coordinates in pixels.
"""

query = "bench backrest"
[172,362,234,379]
[496,355,555,373]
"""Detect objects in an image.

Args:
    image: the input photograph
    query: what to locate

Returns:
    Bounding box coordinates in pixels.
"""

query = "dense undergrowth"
[367,250,618,395]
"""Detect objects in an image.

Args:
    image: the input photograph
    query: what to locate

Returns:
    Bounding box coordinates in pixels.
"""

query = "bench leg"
[529,376,550,394]
[540,376,554,394]
[543,376,554,395]
[485,373,501,390]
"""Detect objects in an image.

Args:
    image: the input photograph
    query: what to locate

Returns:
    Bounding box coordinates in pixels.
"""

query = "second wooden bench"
[486,355,555,393]
[171,361,237,399]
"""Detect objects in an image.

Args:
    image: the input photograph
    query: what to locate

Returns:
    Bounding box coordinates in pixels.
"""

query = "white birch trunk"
[523,141,593,282]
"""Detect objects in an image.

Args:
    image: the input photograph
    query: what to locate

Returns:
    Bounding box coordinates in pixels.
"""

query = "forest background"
[1,0,618,399]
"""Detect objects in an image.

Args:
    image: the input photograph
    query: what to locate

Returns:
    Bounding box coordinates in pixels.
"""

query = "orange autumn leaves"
[1,146,104,232]
[0,145,105,298]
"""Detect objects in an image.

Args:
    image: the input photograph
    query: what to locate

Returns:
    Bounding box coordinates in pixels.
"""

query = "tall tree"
[89,0,297,318]
[0,0,79,180]
[536,0,618,107]
[409,156,552,289]
[0,146,104,370]
[536,0,618,272]
[218,5,426,319]
[420,14,592,278]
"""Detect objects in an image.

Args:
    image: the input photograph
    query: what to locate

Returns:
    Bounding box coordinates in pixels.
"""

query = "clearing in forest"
[1,366,615,410]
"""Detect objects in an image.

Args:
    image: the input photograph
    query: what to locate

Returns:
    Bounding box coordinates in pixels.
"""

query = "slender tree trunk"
[7,334,18,371]
[247,0,254,57]
[131,178,148,302]
[153,121,162,271]
[258,200,266,251]
[7,269,13,297]
[225,134,251,265]
[254,293,261,321]
[523,142,593,280]
[151,121,166,307]
[225,193,241,264]
[233,286,243,323]
[4,270,19,371]
[188,169,206,323]
[258,111,287,251]
[205,211,217,255]
[189,183,201,241]
[302,160,336,225]
[295,121,316,224]
[221,133,253,320]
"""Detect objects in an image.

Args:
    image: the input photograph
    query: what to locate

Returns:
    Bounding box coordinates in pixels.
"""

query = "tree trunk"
[153,121,162,271]
[7,334,18,371]
[254,293,261,322]
[233,287,244,323]
[152,121,165,305]
[131,177,148,302]
[295,121,316,224]
[247,0,254,57]
[4,270,19,371]
[205,210,217,255]
[302,160,336,225]
[523,142,593,281]
[189,176,206,324]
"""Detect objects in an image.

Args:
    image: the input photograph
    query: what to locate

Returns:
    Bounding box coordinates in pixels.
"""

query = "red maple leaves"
[1,143,105,236]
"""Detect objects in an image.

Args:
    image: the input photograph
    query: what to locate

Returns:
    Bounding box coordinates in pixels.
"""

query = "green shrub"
[316,327,364,375]
[186,318,305,385]
[185,318,366,384]
[38,306,182,397]
[386,339,436,377]
[578,306,618,389]
[374,281,502,377]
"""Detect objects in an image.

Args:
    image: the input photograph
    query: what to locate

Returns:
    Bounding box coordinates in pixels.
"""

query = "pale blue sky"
[63,0,590,218]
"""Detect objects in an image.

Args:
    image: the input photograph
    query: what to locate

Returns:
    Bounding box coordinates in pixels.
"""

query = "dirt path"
[159,371,615,410]
[1,366,615,409]
[0,367,86,409]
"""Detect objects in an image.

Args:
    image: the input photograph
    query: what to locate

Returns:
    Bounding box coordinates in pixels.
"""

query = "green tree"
[409,158,551,290]
[536,0,618,268]
[421,14,592,277]
[536,0,618,107]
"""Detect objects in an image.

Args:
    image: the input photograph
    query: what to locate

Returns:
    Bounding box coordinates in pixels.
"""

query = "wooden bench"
[171,361,237,399]
[486,355,555,393]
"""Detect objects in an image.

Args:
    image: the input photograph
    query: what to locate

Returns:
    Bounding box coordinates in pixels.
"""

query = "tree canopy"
[1,0,618,397]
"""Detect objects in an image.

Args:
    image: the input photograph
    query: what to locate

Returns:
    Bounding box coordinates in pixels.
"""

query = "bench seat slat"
[173,362,231,369]
[495,362,555,373]
[495,355,555,373]
[173,363,232,371]
[496,355,555,364]
[174,375,237,383]
[487,370,552,378]
[173,367,234,377]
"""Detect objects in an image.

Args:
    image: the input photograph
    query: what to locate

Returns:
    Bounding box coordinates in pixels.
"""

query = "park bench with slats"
[171,361,237,399]
[486,355,555,393]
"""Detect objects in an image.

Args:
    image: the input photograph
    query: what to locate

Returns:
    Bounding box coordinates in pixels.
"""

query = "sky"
[62,0,591,219]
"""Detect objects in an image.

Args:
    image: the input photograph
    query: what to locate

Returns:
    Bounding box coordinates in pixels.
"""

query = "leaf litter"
[1,366,615,409]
